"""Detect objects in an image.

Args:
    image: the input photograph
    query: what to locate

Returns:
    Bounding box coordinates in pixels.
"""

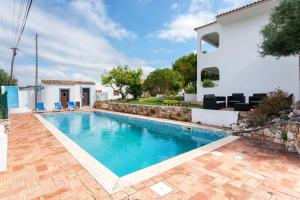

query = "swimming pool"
[42,112,228,177]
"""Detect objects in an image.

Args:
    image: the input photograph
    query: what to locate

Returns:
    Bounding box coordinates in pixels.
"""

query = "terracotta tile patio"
[0,113,299,200]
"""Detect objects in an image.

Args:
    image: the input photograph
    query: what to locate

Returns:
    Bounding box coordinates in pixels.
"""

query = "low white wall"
[192,108,239,127]
[184,94,197,102]
[19,89,37,110]
[0,125,7,172]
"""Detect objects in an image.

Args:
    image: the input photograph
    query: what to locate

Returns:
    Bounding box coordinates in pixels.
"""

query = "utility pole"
[9,47,18,85]
[35,33,38,110]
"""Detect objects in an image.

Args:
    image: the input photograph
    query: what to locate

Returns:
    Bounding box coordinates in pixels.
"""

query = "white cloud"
[70,0,136,40]
[157,11,215,42]
[189,0,212,13]
[154,0,255,42]
[0,1,154,86]
[155,0,215,42]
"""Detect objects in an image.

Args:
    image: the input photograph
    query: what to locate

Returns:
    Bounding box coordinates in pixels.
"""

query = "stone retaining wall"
[233,122,300,153]
[94,101,192,122]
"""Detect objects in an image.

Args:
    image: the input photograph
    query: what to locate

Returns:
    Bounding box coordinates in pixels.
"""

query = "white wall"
[95,84,122,100]
[95,84,133,100]
[196,2,300,102]
[41,84,95,110]
[192,108,239,127]
[19,88,38,110]
[184,94,197,102]
[0,125,7,172]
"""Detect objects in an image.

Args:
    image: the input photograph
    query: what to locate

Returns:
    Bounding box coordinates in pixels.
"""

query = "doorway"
[60,89,69,108]
[82,88,90,106]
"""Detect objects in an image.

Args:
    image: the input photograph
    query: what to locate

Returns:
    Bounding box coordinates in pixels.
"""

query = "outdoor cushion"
[227,93,245,107]
[36,102,45,112]
[234,103,251,111]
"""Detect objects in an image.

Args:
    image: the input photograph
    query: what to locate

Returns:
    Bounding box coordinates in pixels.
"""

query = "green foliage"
[144,68,184,96]
[101,66,142,99]
[185,82,196,93]
[260,0,300,57]
[281,131,288,141]
[0,69,18,86]
[248,109,268,127]
[258,89,293,117]
[0,91,8,119]
[201,70,219,81]
[201,79,215,88]
[172,53,197,86]
[161,96,184,101]
[127,83,143,99]
[162,100,179,106]
[248,89,293,127]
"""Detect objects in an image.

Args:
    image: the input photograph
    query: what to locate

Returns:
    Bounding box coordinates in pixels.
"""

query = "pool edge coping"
[34,112,239,194]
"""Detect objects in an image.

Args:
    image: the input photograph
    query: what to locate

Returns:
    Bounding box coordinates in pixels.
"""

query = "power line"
[15,0,33,48]
[8,0,34,85]
[15,0,26,43]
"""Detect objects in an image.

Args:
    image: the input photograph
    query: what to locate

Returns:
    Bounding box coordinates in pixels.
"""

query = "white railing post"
[0,125,7,172]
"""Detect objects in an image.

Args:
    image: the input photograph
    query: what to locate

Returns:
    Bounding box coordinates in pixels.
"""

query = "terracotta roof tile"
[41,80,95,85]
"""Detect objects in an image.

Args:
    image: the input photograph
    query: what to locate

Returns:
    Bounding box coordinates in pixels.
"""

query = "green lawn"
[116,97,203,109]
[186,104,203,109]
[124,97,163,105]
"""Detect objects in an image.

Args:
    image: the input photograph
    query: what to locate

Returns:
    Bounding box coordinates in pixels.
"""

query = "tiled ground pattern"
[0,113,299,200]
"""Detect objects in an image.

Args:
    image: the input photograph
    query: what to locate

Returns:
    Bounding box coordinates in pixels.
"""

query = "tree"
[127,82,143,99]
[101,66,142,99]
[0,69,18,86]
[260,0,300,97]
[127,68,144,99]
[144,68,184,96]
[260,0,300,57]
[172,53,197,86]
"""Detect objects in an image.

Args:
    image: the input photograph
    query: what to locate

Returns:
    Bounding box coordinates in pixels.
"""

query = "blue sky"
[0,0,254,85]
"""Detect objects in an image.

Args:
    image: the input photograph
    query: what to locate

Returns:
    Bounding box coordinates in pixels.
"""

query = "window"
[113,91,119,96]
[201,67,219,88]
[201,32,219,54]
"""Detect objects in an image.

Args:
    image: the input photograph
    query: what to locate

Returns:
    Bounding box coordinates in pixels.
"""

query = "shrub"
[162,96,184,101]
[258,89,293,117]
[248,89,293,127]
[248,109,268,127]
[127,83,143,99]
[185,82,196,93]
[162,100,179,106]
[201,79,215,88]
[281,131,288,141]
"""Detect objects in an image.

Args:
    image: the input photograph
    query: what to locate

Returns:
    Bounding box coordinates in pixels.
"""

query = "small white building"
[95,84,122,101]
[41,80,96,110]
[195,0,299,102]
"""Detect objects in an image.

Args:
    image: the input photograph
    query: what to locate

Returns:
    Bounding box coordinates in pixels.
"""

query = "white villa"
[195,0,299,102]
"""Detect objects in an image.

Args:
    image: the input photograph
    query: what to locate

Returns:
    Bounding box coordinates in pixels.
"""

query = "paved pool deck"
[0,113,299,199]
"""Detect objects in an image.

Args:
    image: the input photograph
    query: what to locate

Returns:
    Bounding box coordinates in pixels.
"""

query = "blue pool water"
[42,112,228,176]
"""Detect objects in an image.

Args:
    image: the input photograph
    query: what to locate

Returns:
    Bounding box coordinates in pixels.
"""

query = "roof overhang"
[217,0,276,25]
[194,0,275,31]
